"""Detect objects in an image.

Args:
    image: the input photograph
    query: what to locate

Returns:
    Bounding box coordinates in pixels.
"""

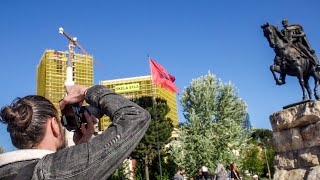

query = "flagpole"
[149,55,163,180]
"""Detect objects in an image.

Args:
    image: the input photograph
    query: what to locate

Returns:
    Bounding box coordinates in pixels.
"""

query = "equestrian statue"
[261,19,320,101]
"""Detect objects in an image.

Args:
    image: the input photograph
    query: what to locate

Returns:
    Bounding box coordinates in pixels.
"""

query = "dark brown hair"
[0,95,58,149]
[230,162,239,172]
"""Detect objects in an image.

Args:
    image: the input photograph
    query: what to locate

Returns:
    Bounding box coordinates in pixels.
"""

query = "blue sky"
[1,0,320,152]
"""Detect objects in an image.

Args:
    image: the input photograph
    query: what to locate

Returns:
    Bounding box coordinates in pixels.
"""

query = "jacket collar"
[0,149,54,167]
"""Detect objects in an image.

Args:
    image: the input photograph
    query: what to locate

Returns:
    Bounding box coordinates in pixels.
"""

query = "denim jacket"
[0,85,151,179]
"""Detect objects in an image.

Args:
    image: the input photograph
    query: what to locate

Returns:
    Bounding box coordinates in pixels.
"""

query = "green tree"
[171,72,250,177]
[0,146,3,154]
[251,129,273,145]
[242,145,264,176]
[130,96,174,180]
[108,161,131,180]
[132,153,177,180]
[264,146,276,178]
[250,128,276,178]
[146,151,177,180]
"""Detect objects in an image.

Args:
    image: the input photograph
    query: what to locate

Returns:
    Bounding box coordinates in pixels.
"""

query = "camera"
[61,103,89,132]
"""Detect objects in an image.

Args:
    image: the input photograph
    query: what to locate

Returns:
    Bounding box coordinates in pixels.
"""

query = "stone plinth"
[270,101,320,180]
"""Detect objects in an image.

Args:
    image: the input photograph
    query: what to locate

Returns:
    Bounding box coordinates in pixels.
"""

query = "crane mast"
[59,27,88,86]
[58,27,89,147]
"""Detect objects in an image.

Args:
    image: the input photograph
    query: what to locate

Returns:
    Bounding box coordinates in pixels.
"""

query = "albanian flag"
[149,59,179,94]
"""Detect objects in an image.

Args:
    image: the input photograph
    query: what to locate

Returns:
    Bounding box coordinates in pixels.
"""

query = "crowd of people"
[174,162,260,180]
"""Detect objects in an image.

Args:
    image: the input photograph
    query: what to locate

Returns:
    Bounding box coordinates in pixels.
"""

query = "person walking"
[252,174,260,180]
[200,162,210,180]
[213,163,228,180]
[173,168,185,180]
[230,163,241,180]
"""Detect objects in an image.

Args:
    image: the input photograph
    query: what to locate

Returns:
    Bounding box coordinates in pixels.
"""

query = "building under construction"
[99,75,179,130]
[36,49,94,111]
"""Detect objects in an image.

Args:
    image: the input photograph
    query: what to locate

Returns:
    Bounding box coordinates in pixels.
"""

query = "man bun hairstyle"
[0,95,58,149]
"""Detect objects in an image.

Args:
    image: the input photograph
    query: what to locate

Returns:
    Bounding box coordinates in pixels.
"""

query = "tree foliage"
[133,151,178,180]
[250,128,273,145]
[242,145,264,176]
[171,72,250,177]
[108,160,131,180]
[249,128,276,177]
[130,96,174,179]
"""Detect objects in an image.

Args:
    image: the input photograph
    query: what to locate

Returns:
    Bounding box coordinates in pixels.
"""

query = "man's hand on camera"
[59,85,88,110]
[73,111,99,145]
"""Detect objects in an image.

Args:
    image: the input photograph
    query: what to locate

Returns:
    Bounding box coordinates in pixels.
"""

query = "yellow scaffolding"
[99,75,178,130]
[36,49,94,112]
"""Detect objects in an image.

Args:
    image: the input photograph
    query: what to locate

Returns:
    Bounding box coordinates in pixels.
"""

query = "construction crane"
[59,27,88,86]
[58,27,92,147]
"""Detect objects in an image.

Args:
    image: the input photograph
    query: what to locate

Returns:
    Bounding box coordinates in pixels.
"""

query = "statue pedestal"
[270,101,320,180]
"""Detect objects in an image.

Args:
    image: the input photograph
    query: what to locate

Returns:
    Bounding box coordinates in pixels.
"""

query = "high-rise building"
[36,49,94,111]
[243,113,252,130]
[99,75,178,130]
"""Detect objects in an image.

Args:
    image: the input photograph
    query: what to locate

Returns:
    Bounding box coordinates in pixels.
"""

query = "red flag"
[149,59,179,93]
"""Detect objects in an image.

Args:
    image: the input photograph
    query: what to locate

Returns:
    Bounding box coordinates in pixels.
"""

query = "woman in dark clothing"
[230,162,241,180]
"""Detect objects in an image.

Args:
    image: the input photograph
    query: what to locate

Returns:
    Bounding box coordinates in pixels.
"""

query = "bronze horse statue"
[261,23,320,100]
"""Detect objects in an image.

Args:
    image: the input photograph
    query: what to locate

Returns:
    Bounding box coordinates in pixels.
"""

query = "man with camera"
[0,85,151,179]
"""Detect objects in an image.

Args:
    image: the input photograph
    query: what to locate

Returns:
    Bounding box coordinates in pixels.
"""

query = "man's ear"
[50,117,60,138]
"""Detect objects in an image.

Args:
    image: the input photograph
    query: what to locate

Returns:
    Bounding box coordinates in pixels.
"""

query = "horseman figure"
[280,18,319,69]
[261,19,320,101]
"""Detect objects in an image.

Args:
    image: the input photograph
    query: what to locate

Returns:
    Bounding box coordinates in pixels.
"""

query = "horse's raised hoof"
[276,80,283,85]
